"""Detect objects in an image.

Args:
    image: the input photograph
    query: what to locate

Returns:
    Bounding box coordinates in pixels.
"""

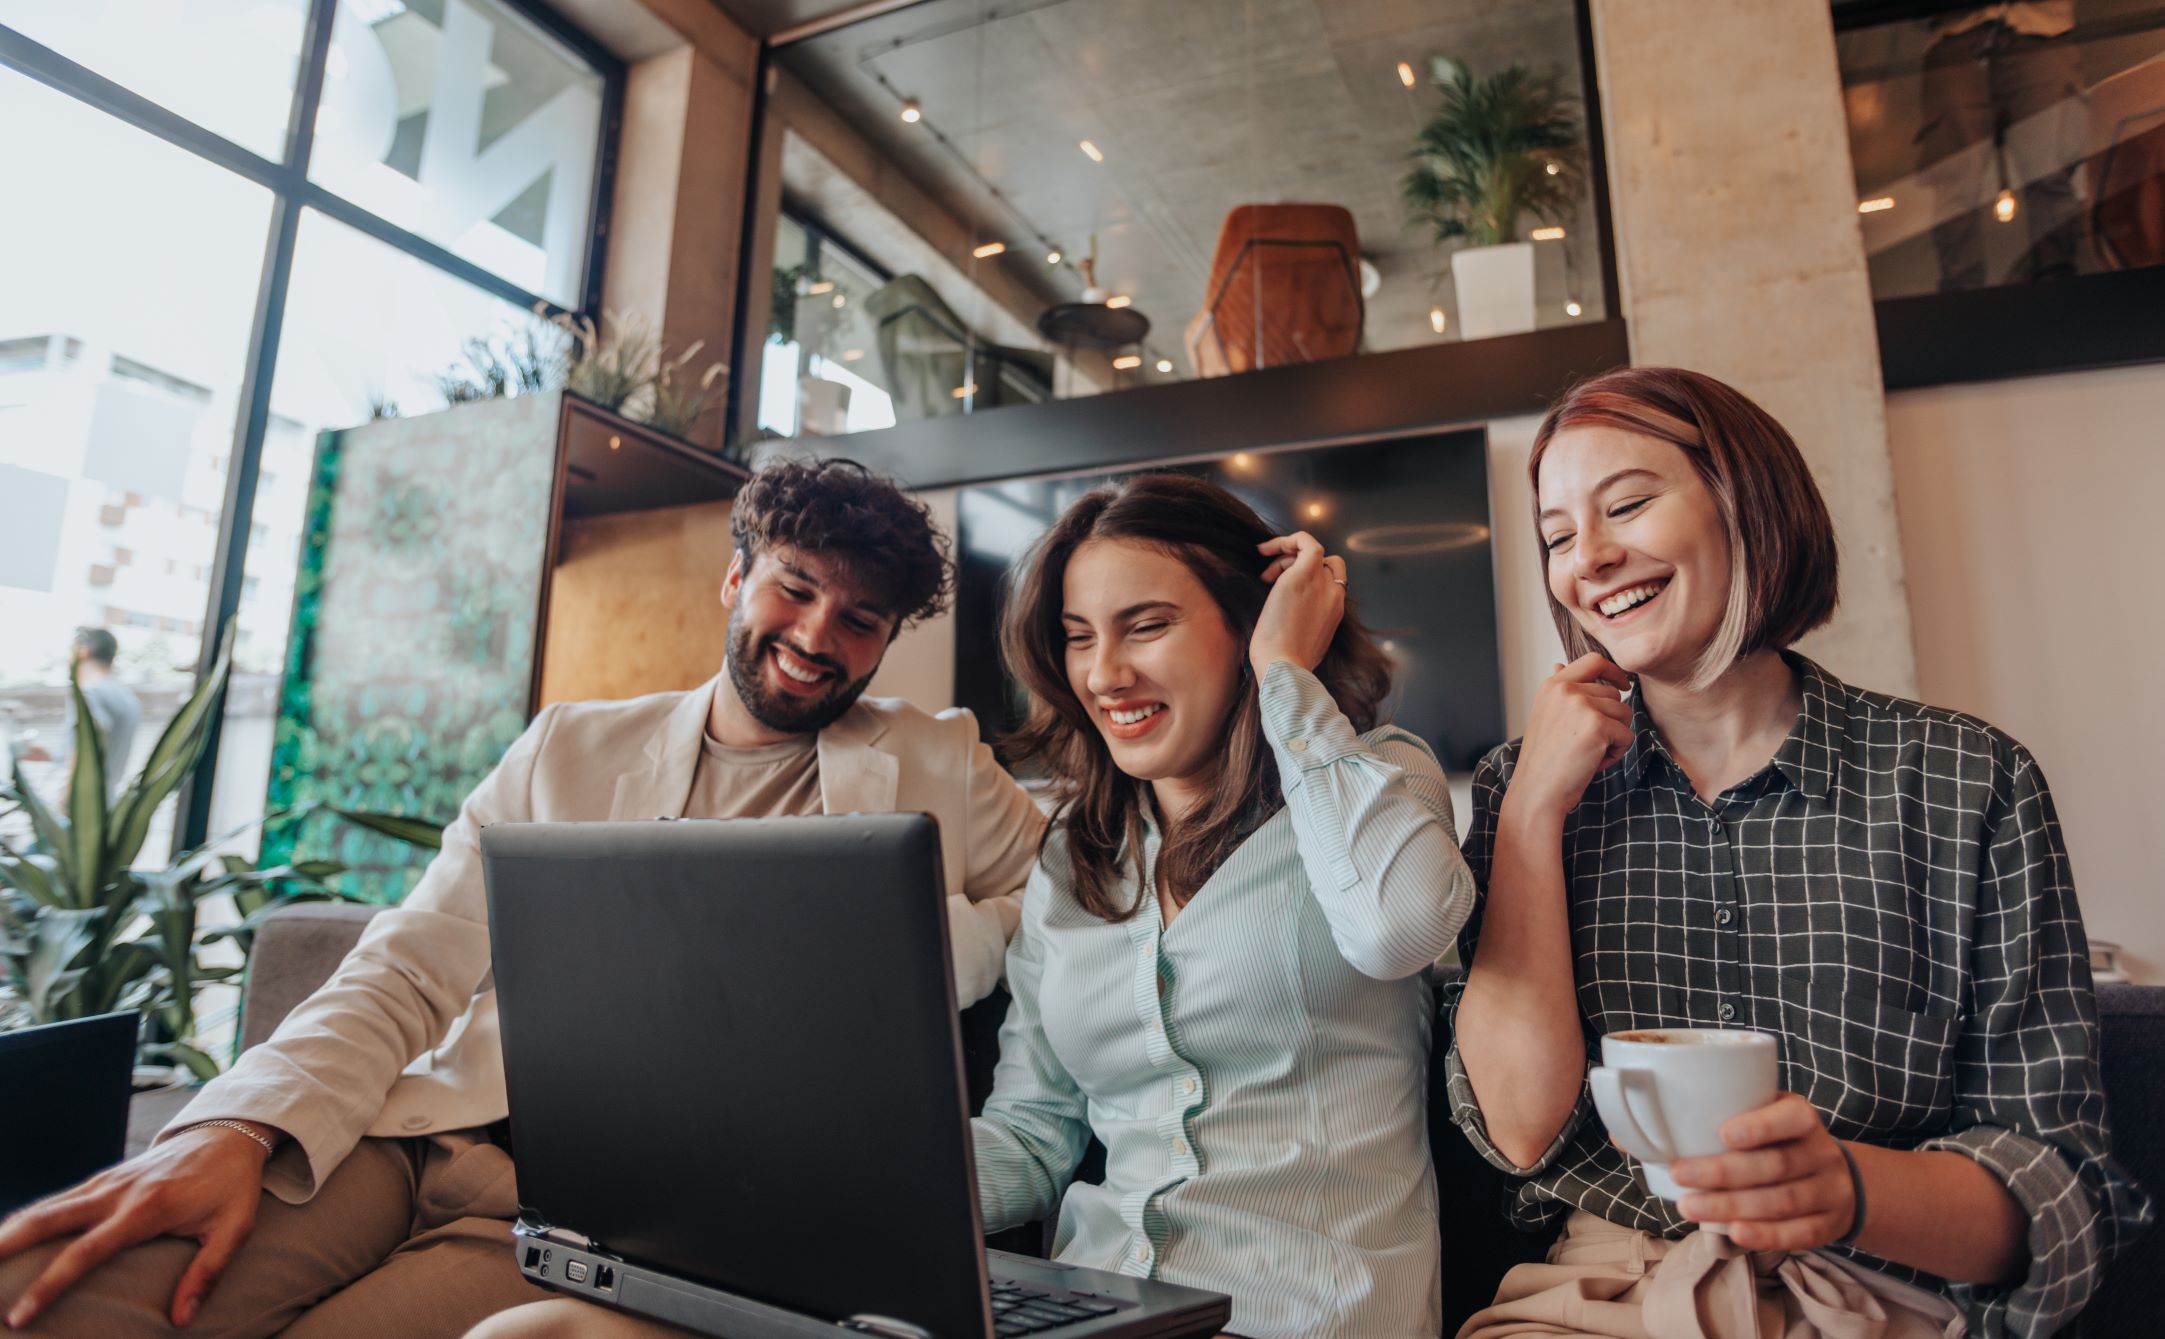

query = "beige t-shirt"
[684,730,822,820]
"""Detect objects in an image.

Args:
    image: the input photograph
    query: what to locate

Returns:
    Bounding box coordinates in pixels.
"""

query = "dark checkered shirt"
[1439,654,2152,1338]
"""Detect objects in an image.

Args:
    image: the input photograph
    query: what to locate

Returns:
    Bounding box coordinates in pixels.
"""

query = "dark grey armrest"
[237,903,386,1053]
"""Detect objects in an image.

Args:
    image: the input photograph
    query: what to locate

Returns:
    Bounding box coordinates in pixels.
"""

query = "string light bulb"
[1079,140,1104,163]
[1545,161,1561,176]
[1396,61,1416,88]
[1565,299,1583,318]
[1429,307,1447,335]
[1105,294,1132,309]
[971,241,1006,259]
[1994,188,2018,223]
[899,98,922,124]
[1112,354,1142,370]
[1046,248,1062,265]
[1155,358,1173,373]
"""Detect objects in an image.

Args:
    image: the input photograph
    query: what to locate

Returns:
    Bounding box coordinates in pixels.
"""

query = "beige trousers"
[1456,1212,1965,1339]
[0,1131,549,1338]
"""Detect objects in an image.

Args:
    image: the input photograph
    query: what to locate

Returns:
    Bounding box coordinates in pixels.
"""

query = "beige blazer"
[168,678,1046,1202]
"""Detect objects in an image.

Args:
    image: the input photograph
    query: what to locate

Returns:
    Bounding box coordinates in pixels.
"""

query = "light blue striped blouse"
[971,662,1478,1338]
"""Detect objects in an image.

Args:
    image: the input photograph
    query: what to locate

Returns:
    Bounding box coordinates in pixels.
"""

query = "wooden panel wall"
[538,499,736,706]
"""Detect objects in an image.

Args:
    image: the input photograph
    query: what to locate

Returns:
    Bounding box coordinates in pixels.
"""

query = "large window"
[0,1,615,869]
[0,64,276,862]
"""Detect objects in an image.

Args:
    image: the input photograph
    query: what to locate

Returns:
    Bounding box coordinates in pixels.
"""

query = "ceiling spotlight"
[806,280,834,295]
[1857,196,1894,214]
[1079,139,1104,163]
[1530,226,1566,241]
[1305,501,1327,520]
[1396,61,1416,88]
[1564,299,1583,318]
[951,382,977,399]
[1155,358,1173,373]
[1429,307,1447,334]
[1046,248,1062,265]
[1105,294,1132,309]
[899,98,922,123]
[831,293,847,308]
[972,241,1006,259]
[840,348,864,362]
[1112,354,1142,370]
[1545,160,1562,176]
[1229,452,1255,472]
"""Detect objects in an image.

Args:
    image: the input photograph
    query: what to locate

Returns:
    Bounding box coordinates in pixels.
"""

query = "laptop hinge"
[513,1215,596,1254]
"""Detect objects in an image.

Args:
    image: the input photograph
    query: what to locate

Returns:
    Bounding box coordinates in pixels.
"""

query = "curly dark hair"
[730,457,953,630]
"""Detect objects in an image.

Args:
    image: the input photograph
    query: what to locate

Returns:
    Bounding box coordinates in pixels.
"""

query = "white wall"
[1886,364,2165,983]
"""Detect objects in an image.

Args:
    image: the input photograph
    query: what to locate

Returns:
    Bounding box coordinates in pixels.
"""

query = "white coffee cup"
[1588,1028,1779,1200]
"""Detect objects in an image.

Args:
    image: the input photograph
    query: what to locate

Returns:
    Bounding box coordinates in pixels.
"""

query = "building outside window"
[0,0,615,1045]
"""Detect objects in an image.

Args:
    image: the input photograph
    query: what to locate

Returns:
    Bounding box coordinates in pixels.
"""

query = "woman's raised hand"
[1509,654,1634,818]
[1250,532,1346,677]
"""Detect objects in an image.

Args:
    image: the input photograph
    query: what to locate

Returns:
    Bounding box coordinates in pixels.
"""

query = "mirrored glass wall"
[747,0,1609,448]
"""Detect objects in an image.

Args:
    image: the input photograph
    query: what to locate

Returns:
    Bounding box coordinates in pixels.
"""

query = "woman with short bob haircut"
[1444,366,2149,1338]
[976,472,1476,1338]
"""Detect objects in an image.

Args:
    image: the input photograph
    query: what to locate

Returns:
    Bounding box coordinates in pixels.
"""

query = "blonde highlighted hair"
[1528,367,1839,690]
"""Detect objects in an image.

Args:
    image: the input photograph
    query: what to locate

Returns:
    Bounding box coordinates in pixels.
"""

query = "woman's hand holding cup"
[1250,531,1346,677]
[1670,1092,1861,1252]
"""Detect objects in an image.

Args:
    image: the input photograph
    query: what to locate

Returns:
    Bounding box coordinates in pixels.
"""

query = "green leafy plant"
[429,314,568,407]
[552,309,662,412]
[639,342,730,441]
[0,634,443,1077]
[1402,58,1584,249]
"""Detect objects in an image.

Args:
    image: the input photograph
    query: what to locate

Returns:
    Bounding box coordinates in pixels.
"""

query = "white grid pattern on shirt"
[1440,655,2152,1339]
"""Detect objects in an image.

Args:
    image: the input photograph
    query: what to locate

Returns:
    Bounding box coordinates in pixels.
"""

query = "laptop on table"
[480,815,1230,1339]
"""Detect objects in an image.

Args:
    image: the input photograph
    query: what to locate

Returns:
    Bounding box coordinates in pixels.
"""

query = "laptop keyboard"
[990,1279,1122,1335]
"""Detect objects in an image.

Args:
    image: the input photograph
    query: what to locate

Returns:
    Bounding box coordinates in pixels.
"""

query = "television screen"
[953,428,1506,773]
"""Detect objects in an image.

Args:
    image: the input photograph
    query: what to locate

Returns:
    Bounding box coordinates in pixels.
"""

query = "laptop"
[0,1011,134,1215]
[480,815,1231,1339]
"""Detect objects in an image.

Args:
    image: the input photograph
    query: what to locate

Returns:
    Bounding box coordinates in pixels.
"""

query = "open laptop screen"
[482,816,993,1339]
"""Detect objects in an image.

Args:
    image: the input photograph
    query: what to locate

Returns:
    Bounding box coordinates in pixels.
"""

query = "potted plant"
[1402,58,1585,340]
[0,633,435,1080]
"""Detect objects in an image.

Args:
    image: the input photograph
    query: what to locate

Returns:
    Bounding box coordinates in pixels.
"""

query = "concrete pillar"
[601,27,759,449]
[1590,0,1917,695]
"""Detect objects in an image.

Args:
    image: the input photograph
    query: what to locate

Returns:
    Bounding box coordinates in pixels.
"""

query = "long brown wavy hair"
[1000,473,1395,922]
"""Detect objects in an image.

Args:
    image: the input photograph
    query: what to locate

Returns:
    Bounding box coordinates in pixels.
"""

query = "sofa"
[210,904,2162,1336]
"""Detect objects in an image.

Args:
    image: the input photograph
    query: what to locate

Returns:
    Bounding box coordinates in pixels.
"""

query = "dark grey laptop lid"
[481,815,992,1339]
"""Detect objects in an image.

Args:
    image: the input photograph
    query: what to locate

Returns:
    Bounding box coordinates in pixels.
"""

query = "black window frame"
[1831,0,2165,388]
[0,0,624,849]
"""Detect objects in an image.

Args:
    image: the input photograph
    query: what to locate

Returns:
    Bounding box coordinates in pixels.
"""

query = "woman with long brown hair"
[1445,366,2149,1337]
[970,473,1477,1338]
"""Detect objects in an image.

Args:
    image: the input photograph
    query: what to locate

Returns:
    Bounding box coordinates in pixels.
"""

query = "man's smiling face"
[720,544,896,735]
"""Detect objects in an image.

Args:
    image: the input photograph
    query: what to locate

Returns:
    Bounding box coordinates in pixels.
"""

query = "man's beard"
[724,608,877,736]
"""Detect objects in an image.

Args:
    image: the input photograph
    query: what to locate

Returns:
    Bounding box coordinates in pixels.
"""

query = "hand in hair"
[1509,654,1634,819]
[1250,531,1347,678]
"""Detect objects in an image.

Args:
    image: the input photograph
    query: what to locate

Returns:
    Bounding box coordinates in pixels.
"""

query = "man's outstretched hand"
[0,1122,276,1330]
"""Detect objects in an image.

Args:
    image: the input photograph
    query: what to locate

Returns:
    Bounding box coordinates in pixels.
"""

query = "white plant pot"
[1450,242,1539,341]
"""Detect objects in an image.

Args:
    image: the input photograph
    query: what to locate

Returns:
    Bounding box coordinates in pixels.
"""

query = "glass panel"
[1840,4,2165,299]
[309,0,607,306]
[748,0,1605,448]
[0,66,274,866]
[0,0,309,160]
[225,205,562,897]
